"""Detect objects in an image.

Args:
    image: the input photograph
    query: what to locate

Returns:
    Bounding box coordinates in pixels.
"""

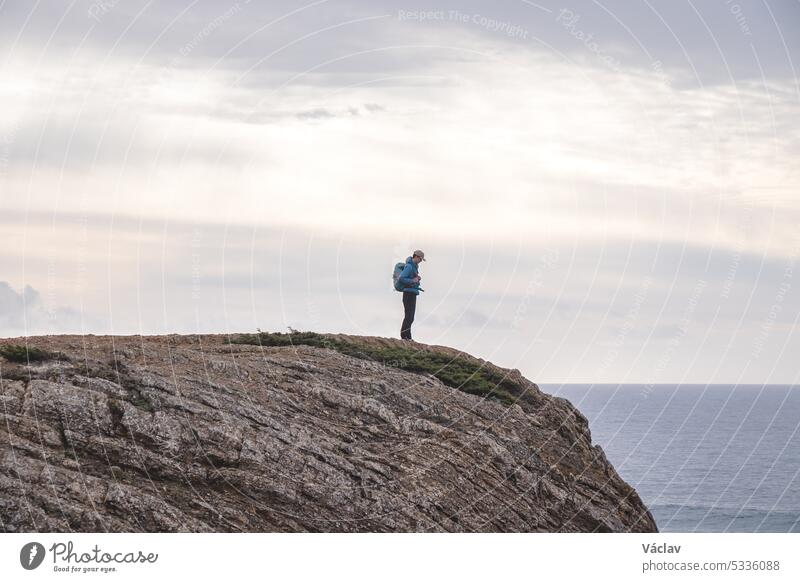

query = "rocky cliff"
[0,333,657,533]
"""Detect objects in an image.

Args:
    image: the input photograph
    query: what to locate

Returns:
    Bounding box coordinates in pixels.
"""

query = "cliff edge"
[0,332,657,532]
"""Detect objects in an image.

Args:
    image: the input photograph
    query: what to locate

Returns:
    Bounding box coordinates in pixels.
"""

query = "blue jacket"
[398,256,422,294]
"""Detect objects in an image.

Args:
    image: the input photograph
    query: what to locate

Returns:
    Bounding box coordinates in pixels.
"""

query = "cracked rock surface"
[0,334,657,532]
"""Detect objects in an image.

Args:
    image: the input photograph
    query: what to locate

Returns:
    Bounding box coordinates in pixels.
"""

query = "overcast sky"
[1,0,798,384]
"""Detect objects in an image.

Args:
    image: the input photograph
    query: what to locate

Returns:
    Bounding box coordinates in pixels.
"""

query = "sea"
[542,383,800,533]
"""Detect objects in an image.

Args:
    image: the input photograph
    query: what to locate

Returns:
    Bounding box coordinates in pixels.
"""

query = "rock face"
[0,334,657,533]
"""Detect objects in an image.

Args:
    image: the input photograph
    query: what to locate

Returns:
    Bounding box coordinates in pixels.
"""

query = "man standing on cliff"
[397,250,426,341]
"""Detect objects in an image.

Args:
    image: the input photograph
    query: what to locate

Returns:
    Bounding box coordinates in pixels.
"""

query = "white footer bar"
[2,533,797,581]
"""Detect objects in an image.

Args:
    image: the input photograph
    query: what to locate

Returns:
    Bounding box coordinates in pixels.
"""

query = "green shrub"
[230,330,517,405]
[0,344,58,364]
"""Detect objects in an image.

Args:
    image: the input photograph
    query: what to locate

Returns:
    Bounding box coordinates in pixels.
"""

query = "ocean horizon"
[543,383,800,533]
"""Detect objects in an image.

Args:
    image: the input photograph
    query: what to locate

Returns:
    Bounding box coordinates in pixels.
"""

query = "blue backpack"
[392,262,406,291]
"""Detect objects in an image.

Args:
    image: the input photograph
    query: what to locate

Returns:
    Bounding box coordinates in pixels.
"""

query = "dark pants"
[401,291,417,340]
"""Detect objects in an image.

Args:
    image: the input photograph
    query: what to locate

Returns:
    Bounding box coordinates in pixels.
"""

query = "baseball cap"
[413,250,426,261]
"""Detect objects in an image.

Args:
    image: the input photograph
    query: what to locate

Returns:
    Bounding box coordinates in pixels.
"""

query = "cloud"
[0,281,84,336]
[0,282,41,330]
[4,44,797,261]
[3,0,798,84]
[296,107,336,120]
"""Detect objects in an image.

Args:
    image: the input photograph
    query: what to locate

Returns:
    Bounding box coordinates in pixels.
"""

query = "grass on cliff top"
[0,344,60,364]
[229,330,519,405]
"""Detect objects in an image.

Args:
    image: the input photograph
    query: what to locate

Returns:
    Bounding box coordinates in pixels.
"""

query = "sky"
[0,0,798,384]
